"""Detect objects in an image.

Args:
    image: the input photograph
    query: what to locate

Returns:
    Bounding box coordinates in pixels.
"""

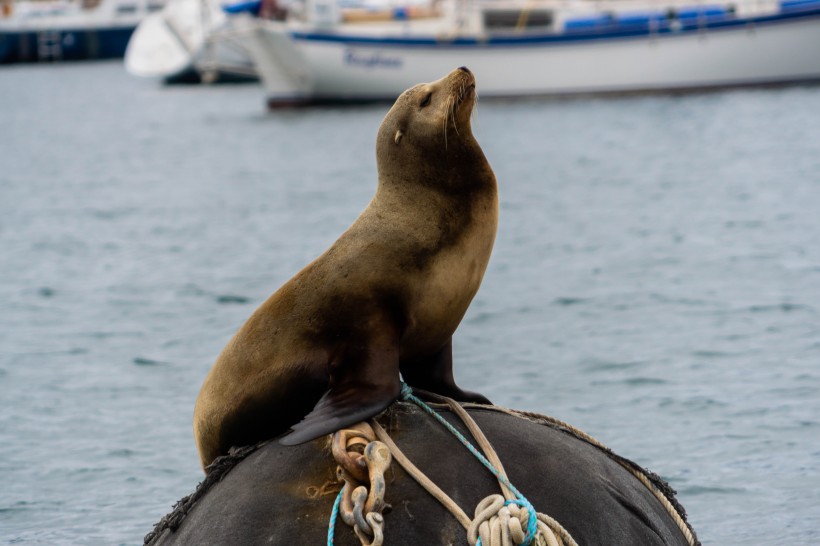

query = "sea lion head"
[376,67,485,187]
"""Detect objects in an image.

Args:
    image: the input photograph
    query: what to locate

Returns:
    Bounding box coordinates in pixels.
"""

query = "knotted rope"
[378,384,578,546]
[327,384,697,546]
[327,384,578,546]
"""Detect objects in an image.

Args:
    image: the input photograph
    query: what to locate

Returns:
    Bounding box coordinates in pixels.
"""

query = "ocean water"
[1,61,819,545]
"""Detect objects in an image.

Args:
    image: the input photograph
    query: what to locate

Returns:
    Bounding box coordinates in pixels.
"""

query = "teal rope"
[400,383,539,546]
[327,486,344,546]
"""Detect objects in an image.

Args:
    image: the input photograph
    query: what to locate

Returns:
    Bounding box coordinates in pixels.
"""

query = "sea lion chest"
[399,186,498,356]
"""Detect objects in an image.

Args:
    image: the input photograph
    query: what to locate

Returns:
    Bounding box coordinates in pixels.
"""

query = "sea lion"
[193,66,498,470]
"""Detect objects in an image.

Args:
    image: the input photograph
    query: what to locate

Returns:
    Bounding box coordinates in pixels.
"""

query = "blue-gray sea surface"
[1,62,819,545]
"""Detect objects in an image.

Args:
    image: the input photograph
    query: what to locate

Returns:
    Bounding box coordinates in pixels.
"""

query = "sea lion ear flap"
[394,129,404,145]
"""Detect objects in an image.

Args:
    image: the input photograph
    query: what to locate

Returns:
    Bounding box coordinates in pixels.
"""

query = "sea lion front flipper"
[401,337,492,405]
[280,344,402,446]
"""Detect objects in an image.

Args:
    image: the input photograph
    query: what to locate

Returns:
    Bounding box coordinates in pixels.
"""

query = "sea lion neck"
[376,136,492,197]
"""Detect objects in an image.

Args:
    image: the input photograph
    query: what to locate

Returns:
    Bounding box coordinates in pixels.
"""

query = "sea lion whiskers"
[438,73,474,150]
[451,78,474,137]
[451,88,461,136]
[443,93,454,149]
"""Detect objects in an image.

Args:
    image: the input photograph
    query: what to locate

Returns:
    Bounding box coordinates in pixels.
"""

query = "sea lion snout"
[446,65,476,90]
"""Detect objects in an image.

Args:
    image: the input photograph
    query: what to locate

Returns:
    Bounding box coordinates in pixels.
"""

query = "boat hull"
[249,5,820,105]
[0,25,135,63]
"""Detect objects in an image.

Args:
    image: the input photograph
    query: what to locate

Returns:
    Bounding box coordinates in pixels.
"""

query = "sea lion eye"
[419,92,432,107]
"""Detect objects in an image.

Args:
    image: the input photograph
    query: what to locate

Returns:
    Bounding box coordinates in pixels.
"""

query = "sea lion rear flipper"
[280,345,402,446]
[401,337,492,405]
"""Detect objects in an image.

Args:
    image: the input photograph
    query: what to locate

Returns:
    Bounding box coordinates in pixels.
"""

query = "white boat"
[0,0,165,63]
[238,0,820,106]
[124,0,257,83]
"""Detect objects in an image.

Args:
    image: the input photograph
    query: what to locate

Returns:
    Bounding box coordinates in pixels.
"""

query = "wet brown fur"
[193,68,497,471]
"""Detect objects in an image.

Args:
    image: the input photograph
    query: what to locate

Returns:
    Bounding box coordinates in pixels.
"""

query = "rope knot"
[468,494,531,546]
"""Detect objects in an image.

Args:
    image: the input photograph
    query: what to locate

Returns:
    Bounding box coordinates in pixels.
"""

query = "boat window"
[116,4,138,14]
[484,9,553,31]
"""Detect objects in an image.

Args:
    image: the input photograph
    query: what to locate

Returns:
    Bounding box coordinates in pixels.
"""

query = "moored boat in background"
[124,0,258,83]
[0,0,165,63]
[235,0,820,106]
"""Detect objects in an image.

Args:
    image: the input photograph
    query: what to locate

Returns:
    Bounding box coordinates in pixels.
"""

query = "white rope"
[370,395,580,546]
